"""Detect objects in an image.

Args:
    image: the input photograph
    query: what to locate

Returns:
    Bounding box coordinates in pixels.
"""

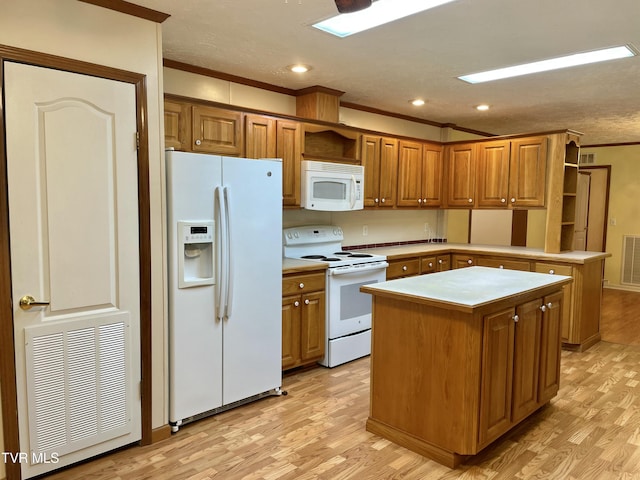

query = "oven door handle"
[328,261,389,275]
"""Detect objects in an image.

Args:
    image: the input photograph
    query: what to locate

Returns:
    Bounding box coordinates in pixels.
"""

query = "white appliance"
[301,160,364,211]
[283,225,388,367]
[166,150,283,431]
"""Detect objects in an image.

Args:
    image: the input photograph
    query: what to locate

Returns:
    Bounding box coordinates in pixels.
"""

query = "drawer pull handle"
[299,283,305,289]
[294,301,300,307]
[549,269,555,275]
[402,265,408,271]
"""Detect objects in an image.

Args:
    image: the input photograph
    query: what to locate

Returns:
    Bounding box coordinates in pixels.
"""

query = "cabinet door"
[477,140,510,207]
[386,258,420,279]
[445,143,476,207]
[511,298,542,423]
[451,254,475,269]
[245,114,276,159]
[300,291,325,362]
[192,105,243,155]
[479,307,515,446]
[282,294,302,370]
[378,137,399,207]
[164,99,191,151]
[509,136,547,207]
[396,140,423,207]
[277,120,302,207]
[436,254,451,271]
[361,135,381,207]
[422,143,443,207]
[534,263,574,342]
[538,291,563,403]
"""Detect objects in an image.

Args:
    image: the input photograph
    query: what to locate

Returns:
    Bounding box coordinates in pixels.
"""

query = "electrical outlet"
[610,218,617,226]
[363,225,368,236]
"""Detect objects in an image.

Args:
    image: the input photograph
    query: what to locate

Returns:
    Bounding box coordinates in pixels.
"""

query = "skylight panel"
[458,45,637,84]
[313,0,457,38]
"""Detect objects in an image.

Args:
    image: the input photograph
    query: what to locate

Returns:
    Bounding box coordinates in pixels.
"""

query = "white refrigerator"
[166,150,283,430]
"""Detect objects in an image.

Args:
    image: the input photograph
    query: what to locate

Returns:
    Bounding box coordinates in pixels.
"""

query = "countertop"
[359,243,610,264]
[361,266,572,312]
[282,258,328,275]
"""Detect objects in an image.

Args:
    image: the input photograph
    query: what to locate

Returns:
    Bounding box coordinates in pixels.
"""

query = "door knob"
[19,295,50,311]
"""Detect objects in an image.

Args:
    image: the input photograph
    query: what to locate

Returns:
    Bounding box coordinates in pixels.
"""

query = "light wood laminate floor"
[38,289,640,479]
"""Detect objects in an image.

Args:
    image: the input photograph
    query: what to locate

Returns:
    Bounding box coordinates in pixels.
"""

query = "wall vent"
[621,235,640,286]
[579,152,596,165]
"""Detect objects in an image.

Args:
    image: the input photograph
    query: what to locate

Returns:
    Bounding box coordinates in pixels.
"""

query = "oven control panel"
[283,225,343,246]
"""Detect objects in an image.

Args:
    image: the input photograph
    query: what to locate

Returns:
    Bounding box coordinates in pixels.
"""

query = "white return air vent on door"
[622,235,640,286]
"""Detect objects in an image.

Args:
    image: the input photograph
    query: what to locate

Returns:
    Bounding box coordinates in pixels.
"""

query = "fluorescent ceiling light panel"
[459,45,636,84]
[313,0,457,38]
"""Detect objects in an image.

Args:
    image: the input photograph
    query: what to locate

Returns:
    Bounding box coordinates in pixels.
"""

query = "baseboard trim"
[604,285,640,292]
[151,424,172,443]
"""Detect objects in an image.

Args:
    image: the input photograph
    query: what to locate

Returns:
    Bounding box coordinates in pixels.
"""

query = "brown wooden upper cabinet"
[477,136,547,208]
[192,105,243,156]
[445,142,477,207]
[397,140,443,207]
[164,99,191,151]
[244,113,302,207]
[361,135,398,207]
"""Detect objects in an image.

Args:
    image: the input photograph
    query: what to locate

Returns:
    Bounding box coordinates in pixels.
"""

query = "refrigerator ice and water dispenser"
[177,220,215,288]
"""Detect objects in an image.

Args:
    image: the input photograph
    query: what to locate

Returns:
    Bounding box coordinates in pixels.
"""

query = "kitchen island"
[361,266,573,468]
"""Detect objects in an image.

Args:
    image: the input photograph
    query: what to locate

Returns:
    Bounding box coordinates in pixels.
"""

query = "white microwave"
[301,160,364,211]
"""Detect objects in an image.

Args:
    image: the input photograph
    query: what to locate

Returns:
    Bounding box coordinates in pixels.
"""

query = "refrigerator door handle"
[215,186,228,321]
[223,186,234,319]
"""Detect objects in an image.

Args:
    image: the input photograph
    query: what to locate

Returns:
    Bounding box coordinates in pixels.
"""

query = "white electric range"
[283,225,388,367]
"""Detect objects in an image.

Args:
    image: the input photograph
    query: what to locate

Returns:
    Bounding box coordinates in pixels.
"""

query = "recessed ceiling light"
[313,0,457,38]
[458,45,637,84]
[476,104,490,111]
[410,99,426,106]
[288,64,311,73]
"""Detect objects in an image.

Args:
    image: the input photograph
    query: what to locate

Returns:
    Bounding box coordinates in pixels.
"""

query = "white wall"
[0,3,166,476]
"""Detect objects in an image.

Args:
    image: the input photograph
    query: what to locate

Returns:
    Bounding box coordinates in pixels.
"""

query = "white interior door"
[5,62,141,478]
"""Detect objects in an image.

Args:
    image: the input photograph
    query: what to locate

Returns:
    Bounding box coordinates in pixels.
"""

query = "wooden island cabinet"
[361,267,571,468]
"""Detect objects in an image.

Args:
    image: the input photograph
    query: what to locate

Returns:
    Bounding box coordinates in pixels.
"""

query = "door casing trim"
[0,44,153,480]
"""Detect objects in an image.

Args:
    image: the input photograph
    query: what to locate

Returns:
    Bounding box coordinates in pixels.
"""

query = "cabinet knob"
[499,265,504,269]
[511,198,516,203]
[428,262,433,268]
[468,198,473,203]
[513,314,520,323]
[422,198,427,203]
[304,299,310,305]
[375,198,379,203]
[467,259,473,265]
[294,301,300,307]
[540,304,547,312]
[547,302,553,309]
[299,282,305,289]
[501,198,506,203]
[549,269,555,275]
[438,259,443,264]
[381,198,386,203]
[402,265,408,271]
[418,199,422,204]
[195,139,202,146]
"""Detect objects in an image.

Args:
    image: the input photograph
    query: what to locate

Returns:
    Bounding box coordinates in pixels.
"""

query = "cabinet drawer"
[477,257,532,271]
[282,272,325,295]
[534,263,573,276]
[421,256,438,274]
[387,258,420,279]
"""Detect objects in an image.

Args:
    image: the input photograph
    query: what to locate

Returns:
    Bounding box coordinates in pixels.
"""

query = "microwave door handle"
[350,175,356,209]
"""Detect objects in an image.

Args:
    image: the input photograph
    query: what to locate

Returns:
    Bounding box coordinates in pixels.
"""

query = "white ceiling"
[131,0,640,146]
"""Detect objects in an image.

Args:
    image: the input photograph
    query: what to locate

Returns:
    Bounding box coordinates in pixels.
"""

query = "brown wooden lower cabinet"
[364,280,567,468]
[282,271,325,370]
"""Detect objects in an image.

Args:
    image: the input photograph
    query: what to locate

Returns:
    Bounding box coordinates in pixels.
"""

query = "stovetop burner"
[283,225,387,268]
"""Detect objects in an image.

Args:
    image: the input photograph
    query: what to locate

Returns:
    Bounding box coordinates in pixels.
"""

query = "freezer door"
[221,157,283,404]
[166,151,224,422]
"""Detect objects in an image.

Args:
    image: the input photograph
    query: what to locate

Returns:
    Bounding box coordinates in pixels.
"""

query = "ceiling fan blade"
[335,0,372,14]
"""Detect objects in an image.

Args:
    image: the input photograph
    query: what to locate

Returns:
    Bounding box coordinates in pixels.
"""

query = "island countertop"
[361,266,572,313]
